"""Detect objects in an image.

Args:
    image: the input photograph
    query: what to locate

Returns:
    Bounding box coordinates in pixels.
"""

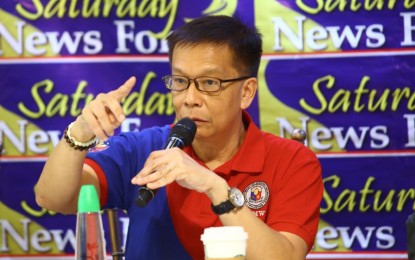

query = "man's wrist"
[70,117,96,141]
[205,178,229,205]
[211,187,245,215]
[64,122,98,151]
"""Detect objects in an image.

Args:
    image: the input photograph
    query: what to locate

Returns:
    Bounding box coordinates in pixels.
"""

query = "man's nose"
[184,80,202,106]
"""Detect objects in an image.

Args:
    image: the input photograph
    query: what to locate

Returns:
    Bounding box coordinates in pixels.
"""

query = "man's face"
[170,43,248,141]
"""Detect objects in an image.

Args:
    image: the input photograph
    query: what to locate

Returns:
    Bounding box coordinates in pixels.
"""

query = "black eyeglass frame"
[162,75,252,93]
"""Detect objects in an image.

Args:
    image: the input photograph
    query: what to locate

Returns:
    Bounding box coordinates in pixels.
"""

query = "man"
[35,15,323,259]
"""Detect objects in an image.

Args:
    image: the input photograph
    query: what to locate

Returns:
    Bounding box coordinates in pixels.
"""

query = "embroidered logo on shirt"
[244,181,269,209]
[89,141,109,152]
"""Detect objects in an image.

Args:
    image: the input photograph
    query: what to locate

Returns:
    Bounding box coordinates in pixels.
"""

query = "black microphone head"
[169,118,197,147]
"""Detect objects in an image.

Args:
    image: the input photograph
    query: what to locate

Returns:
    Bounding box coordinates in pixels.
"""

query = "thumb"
[110,76,136,102]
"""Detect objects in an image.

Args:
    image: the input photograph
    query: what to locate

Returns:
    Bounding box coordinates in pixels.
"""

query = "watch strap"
[211,199,236,215]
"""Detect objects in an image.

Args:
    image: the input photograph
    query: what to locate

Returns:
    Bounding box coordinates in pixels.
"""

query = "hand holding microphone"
[134,117,197,207]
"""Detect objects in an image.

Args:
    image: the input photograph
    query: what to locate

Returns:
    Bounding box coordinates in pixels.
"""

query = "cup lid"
[201,226,248,241]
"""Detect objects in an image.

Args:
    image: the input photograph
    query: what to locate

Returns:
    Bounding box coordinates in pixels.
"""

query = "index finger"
[110,76,136,102]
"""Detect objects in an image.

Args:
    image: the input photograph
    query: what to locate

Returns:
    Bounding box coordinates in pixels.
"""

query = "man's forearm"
[219,207,307,260]
[35,138,88,214]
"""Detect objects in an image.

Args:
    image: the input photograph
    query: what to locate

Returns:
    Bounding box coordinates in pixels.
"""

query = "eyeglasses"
[162,75,251,93]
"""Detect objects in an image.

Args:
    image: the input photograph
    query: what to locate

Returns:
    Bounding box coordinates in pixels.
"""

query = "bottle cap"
[78,185,100,213]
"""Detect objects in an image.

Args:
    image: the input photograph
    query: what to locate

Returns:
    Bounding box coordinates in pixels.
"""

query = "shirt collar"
[183,110,264,175]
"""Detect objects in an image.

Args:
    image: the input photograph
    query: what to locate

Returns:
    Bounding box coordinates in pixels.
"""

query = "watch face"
[230,188,245,207]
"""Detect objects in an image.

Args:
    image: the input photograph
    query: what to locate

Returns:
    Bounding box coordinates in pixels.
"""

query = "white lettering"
[316,226,395,250]
[0,219,30,252]
[365,24,385,48]
[275,118,390,150]
[0,21,102,56]
[49,229,76,251]
[134,31,158,54]
[275,117,309,146]
[0,21,25,55]
[31,229,52,252]
[401,12,415,46]
[114,20,169,54]
[272,16,385,51]
[82,31,103,54]
[0,218,76,253]
[0,120,27,153]
[404,114,415,147]
[26,31,48,55]
[327,25,365,49]
[311,127,332,150]
[114,20,135,53]
[272,16,305,51]
[0,121,61,154]
[121,118,141,132]
[338,226,375,248]
[375,226,395,249]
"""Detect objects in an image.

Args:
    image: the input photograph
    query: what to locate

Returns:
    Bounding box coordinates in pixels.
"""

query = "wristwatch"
[211,187,245,215]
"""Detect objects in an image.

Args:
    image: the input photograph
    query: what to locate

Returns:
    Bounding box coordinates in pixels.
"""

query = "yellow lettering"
[354,76,370,112]
[397,189,415,210]
[299,75,333,115]
[359,177,375,211]
[296,0,403,13]
[122,72,174,116]
[151,0,179,39]
[296,0,323,14]
[392,87,411,111]
[325,0,347,12]
[365,0,381,9]
[350,0,362,11]
[368,89,389,111]
[70,81,94,116]
[68,0,80,17]
[388,0,398,9]
[14,0,179,37]
[103,0,119,17]
[124,92,142,115]
[321,175,339,214]
[328,90,350,112]
[165,93,174,115]
[321,175,415,214]
[405,0,415,8]
[117,0,136,17]
[44,0,66,18]
[409,92,415,110]
[16,76,186,119]
[373,190,395,211]
[123,72,153,115]
[334,190,356,212]
[82,0,101,17]
[145,93,165,115]
[15,0,44,20]
[21,200,56,217]
[18,79,52,119]
[46,94,68,117]
[300,75,415,114]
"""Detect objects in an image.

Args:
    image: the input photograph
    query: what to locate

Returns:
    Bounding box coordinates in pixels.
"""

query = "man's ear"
[240,77,258,109]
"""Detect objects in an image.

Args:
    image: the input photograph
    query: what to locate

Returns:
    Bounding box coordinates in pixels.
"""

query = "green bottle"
[75,185,106,260]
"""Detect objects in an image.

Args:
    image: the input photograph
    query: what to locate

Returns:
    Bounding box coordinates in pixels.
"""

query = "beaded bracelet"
[63,122,98,151]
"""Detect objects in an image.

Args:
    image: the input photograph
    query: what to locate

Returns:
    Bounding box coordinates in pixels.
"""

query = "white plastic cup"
[201,226,248,260]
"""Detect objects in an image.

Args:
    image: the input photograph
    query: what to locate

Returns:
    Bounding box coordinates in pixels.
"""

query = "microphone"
[135,117,197,207]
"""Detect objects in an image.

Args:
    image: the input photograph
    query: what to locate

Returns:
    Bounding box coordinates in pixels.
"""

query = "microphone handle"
[134,137,185,207]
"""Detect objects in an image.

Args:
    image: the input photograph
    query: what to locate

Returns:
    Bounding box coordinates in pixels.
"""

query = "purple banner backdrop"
[1,0,414,259]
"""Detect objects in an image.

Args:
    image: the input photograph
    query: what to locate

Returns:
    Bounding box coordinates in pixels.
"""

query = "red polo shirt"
[167,111,323,259]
